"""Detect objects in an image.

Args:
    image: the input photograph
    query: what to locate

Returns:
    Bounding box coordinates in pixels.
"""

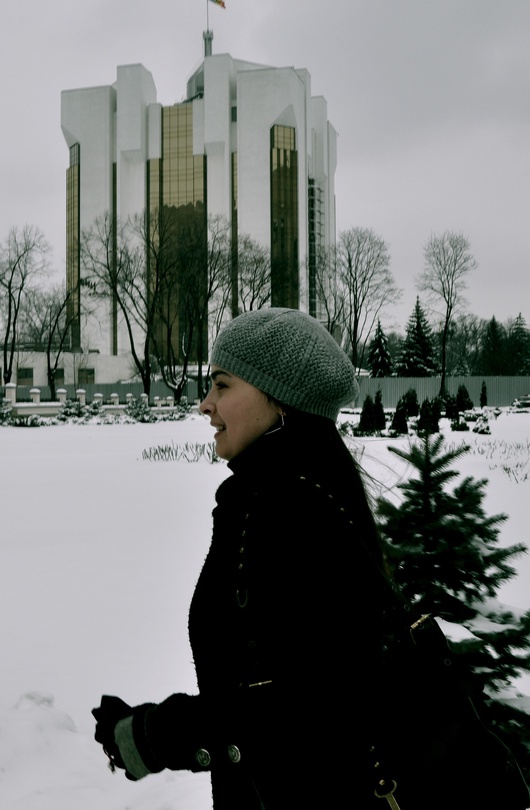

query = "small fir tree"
[356,394,377,434]
[444,393,459,421]
[395,297,437,377]
[401,388,420,418]
[377,434,530,776]
[417,397,440,434]
[367,320,393,377]
[390,398,408,435]
[456,384,473,412]
[374,388,386,431]
[377,434,528,627]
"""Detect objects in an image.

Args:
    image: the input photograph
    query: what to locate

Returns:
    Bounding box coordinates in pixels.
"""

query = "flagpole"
[206,0,210,32]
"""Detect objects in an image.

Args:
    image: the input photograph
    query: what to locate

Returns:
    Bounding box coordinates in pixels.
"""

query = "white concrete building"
[61,34,337,364]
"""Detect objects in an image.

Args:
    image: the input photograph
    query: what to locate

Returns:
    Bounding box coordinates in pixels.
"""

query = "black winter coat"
[142,420,385,809]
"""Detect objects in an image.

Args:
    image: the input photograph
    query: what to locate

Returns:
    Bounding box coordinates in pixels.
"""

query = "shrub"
[451,417,470,432]
[56,399,103,422]
[0,404,13,425]
[473,414,491,435]
[125,397,157,423]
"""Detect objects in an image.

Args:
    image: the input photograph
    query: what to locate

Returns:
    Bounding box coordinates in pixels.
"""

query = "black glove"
[92,695,137,779]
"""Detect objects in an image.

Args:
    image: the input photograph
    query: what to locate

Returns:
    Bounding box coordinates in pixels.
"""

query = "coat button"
[227,744,241,763]
[195,748,211,768]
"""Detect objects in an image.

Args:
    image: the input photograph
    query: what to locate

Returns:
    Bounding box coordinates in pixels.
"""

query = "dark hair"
[278,407,383,560]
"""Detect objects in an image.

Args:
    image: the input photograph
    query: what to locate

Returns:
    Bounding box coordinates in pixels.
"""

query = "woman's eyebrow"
[210,370,232,382]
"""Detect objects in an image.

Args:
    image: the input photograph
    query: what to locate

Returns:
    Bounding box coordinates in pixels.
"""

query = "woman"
[93,307,385,808]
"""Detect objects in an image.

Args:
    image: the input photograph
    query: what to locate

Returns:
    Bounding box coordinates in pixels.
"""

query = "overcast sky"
[1,0,529,333]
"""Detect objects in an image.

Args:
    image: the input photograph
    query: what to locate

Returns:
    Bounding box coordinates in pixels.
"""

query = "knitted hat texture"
[210,308,359,421]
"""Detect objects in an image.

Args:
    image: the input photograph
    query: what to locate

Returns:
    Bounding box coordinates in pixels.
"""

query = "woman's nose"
[199,394,213,415]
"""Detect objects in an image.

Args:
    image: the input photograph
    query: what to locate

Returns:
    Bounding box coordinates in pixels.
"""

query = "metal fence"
[356,376,530,409]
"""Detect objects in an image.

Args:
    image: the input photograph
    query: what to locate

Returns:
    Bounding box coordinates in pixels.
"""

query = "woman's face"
[200,366,281,460]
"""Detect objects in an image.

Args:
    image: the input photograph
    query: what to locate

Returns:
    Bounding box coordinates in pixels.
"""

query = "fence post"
[110,393,120,406]
[76,389,86,405]
[126,393,134,406]
[30,388,41,404]
[166,396,174,408]
[141,393,149,406]
[4,383,16,405]
[57,389,67,405]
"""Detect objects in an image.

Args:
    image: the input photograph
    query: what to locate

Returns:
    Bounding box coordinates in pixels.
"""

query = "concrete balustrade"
[1,384,184,419]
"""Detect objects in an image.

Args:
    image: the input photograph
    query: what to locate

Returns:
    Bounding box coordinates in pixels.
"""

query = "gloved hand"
[92,695,137,779]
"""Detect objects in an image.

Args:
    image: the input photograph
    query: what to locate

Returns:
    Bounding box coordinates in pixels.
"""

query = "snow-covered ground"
[1,408,530,809]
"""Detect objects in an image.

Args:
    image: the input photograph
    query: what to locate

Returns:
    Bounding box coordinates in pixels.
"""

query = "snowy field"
[1,408,530,809]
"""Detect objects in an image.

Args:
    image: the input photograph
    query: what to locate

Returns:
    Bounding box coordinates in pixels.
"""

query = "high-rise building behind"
[61,34,337,358]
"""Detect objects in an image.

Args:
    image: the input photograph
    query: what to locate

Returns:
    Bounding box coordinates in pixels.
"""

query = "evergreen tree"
[356,394,377,434]
[377,434,526,619]
[506,313,530,375]
[401,387,419,418]
[479,316,507,375]
[367,319,393,377]
[480,380,488,408]
[390,399,408,435]
[456,384,473,412]
[443,393,459,421]
[374,388,386,431]
[417,397,440,434]
[377,435,530,772]
[395,297,437,376]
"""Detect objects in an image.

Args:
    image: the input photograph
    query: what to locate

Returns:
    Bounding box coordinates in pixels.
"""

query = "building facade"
[61,36,337,360]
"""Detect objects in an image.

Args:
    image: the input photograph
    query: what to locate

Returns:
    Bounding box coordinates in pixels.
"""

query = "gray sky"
[1,0,529,333]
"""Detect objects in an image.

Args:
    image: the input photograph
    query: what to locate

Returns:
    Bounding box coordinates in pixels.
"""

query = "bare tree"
[80,212,155,394]
[0,225,50,384]
[444,313,485,376]
[18,282,80,399]
[81,208,232,401]
[312,244,345,340]
[337,227,401,372]
[418,231,477,395]
[158,212,231,401]
[237,234,271,313]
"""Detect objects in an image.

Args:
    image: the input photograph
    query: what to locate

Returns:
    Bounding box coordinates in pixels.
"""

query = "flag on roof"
[209,0,226,7]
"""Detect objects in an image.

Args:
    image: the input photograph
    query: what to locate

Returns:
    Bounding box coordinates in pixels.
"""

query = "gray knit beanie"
[210,308,359,421]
